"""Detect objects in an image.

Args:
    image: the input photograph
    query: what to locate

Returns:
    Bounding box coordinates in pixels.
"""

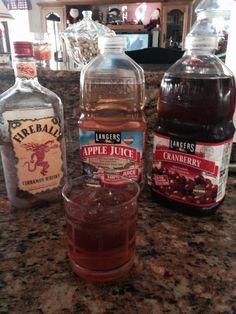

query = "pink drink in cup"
[62,174,140,282]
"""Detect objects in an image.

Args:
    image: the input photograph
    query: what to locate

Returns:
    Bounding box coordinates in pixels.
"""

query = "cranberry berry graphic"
[152,166,218,205]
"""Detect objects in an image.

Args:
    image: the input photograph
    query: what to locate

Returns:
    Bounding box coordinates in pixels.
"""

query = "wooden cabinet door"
[40,6,66,33]
[160,2,192,49]
[39,5,67,60]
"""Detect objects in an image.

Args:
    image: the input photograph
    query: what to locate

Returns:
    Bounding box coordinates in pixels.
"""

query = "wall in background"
[29,0,43,33]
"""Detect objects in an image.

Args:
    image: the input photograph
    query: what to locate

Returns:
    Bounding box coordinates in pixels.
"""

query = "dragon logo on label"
[23,140,59,176]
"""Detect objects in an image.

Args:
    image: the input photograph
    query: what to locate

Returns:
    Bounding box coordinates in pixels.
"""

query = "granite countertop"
[0,152,236,313]
[1,65,236,313]
[0,63,169,85]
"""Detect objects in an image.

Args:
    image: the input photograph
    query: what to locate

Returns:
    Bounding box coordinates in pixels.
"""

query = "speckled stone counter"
[1,66,236,314]
[0,162,236,314]
[0,64,167,115]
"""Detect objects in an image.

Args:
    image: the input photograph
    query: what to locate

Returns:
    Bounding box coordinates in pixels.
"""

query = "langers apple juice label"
[79,130,145,183]
[3,110,64,195]
[152,132,233,207]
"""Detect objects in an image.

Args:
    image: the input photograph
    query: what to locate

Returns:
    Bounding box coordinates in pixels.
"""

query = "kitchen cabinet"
[38,3,67,33]
[38,0,195,52]
[38,3,67,61]
[160,1,194,49]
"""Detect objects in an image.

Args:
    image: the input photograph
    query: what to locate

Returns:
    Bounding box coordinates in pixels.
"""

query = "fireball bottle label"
[152,132,233,207]
[79,130,144,182]
[8,116,63,194]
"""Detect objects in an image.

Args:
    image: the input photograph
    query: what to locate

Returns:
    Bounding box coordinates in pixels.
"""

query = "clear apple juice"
[79,82,146,188]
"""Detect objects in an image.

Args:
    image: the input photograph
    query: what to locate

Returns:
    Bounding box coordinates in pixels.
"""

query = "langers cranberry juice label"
[79,130,145,183]
[152,132,233,207]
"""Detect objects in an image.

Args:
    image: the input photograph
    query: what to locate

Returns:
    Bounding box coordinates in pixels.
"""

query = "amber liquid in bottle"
[79,38,146,187]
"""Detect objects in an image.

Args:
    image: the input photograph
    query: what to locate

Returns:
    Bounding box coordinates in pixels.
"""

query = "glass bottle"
[0,41,67,209]
[79,36,146,187]
[151,32,236,215]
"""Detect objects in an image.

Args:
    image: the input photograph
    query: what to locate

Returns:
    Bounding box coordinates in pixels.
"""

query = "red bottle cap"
[13,41,34,58]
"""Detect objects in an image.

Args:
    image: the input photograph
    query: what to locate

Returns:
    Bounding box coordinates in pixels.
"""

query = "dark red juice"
[157,76,235,141]
[152,75,236,215]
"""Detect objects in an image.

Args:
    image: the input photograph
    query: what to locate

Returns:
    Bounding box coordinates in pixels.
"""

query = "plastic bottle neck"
[184,36,218,56]
[98,36,126,54]
[184,48,215,56]
[100,47,124,54]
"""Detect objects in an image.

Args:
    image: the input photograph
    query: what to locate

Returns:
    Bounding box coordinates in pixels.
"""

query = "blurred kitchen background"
[0,0,218,69]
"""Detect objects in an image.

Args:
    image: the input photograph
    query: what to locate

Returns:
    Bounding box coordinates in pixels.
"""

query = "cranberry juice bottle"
[79,36,146,187]
[151,36,236,215]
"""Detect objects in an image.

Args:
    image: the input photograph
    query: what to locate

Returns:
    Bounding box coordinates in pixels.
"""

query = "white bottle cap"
[98,36,127,50]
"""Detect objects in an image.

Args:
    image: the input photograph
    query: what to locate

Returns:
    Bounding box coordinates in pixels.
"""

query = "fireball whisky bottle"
[0,42,67,209]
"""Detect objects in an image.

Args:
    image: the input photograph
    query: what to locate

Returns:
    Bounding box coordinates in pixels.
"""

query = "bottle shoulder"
[0,80,62,114]
[81,53,144,82]
[78,111,146,131]
[166,54,234,78]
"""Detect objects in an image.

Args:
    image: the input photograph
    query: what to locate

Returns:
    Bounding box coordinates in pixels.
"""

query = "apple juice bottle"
[79,36,146,187]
